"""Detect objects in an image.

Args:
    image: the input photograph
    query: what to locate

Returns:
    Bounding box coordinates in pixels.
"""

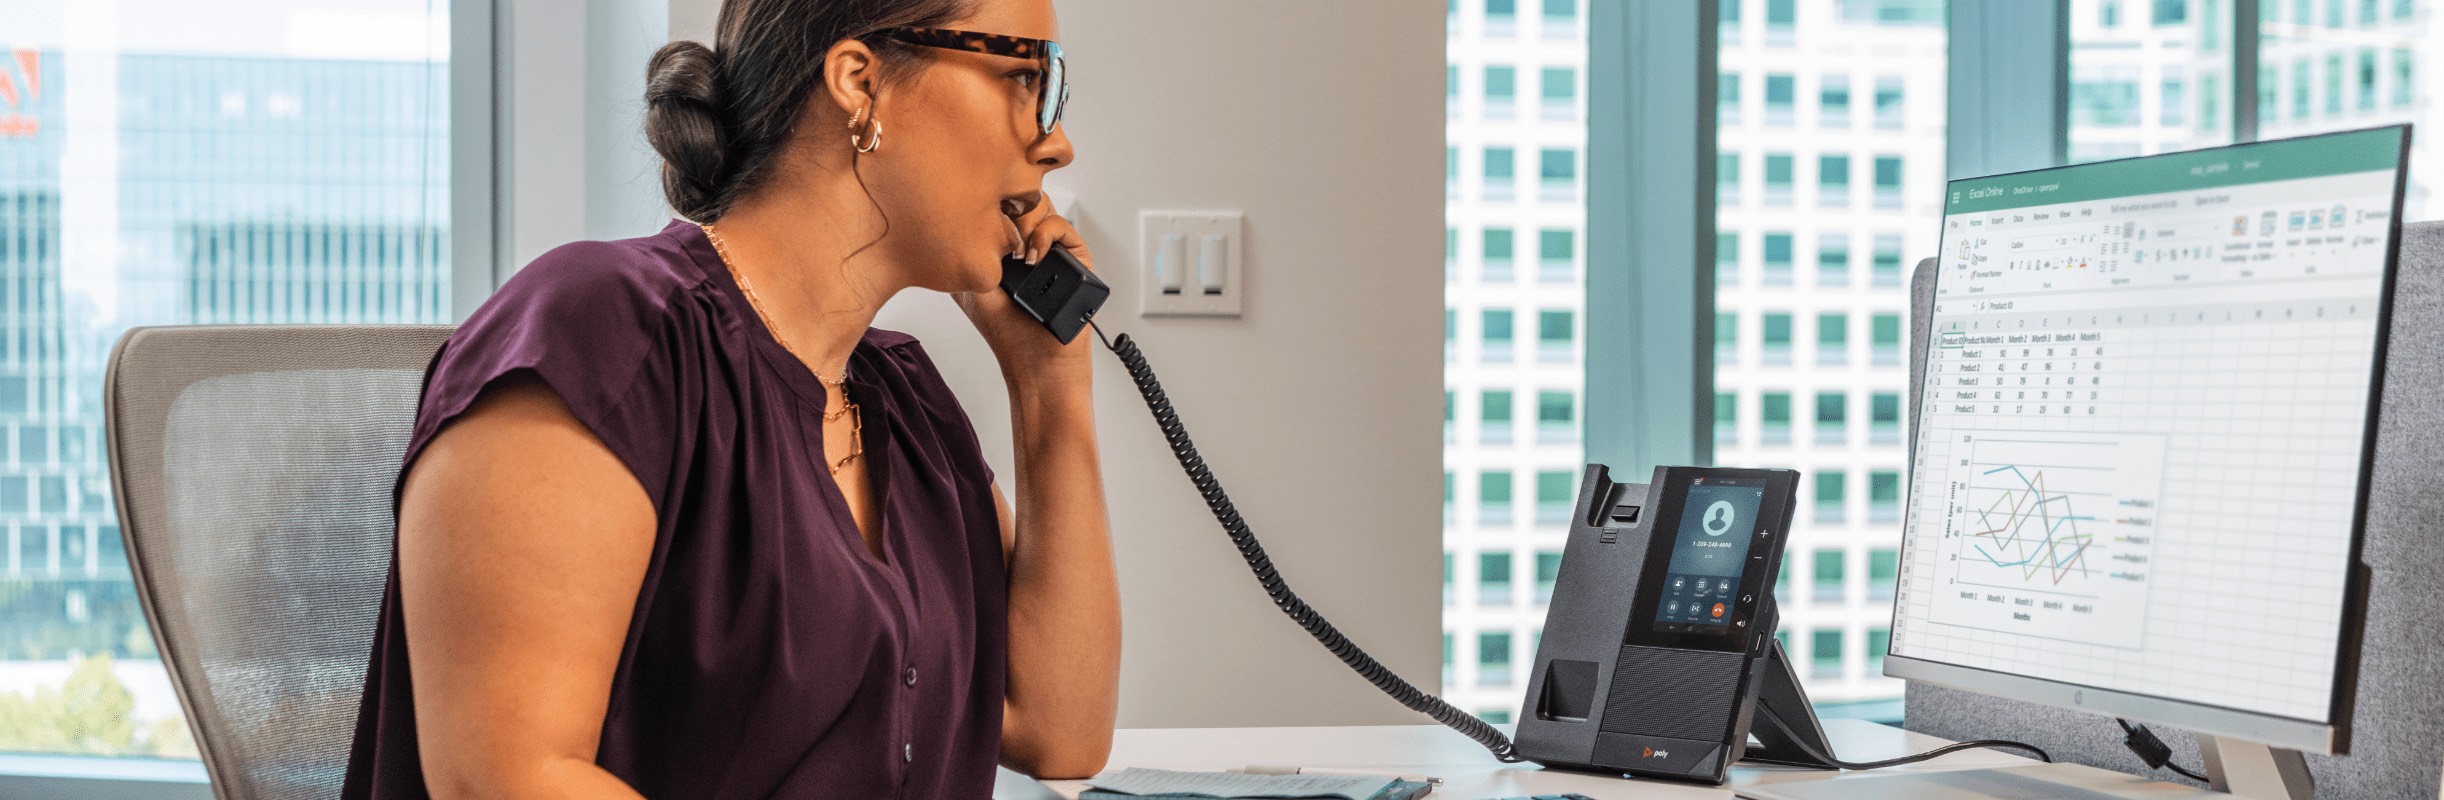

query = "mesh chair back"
[105,325,452,800]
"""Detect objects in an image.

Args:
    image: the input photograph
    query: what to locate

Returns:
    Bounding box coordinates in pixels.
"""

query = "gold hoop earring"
[851,117,883,154]
[846,105,866,130]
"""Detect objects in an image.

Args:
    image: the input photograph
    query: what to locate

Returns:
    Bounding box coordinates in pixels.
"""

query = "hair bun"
[645,41,730,221]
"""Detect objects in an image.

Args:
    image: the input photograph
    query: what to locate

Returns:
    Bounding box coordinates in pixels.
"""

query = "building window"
[1541,66,1577,120]
[1765,73,1797,125]
[1444,551,1456,604]
[1869,548,1900,599]
[1722,71,1745,125]
[1537,391,1575,444]
[1482,308,1514,364]
[1484,0,1518,36]
[1873,76,1905,128]
[1477,629,1513,685]
[2357,49,2377,112]
[1813,549,1845,602]
[1539,148,1577,201]
[1872,233,1905,286]
[2101,0,2123,25]
[2325,53,2344,117]
[1818,154,1851,208]
[1766,0,1798,44]
[1872,155,1904,208]
[1447,63,1460,117]
[1717,231,1742,285]
[2161,78,2186,126]
[1764,152,1795,205]
[1867,627,1891,673]
[1718,152,1743,206]
[1820,74,1851,127]
[1483,227,1516,282]
[1444,469,1456,523]
[1716,311,1740,365]
[1484,64,1517,120]
[1762,312,1794,365]
[1714,391,1739,444]
[1445,308,1458,363]
[1817,234,1851,288]
[2292,57,2311,121]
[1537,309,1575,363]
[1870,391,1902,444]
[1809,629,1843,679]
[1481,389,1514,445]
[1871,312,1903,366]
[1479,470,1514,525]
[1761,392,1792,445]
[1815,470,1847,524]
[1484,146,1515,201]
[2153,0,2189,25]
[1534,550,1563,602]
[1446,146,1460,197]
[1816,312,1849,367]
[2396,50,2415,109]
[1445,227,1459,282]
[1444,391,1456,444]
[1541,0,1578,38]
[1814,391,1846,446]
[1538,229,1575,284]
[1535,471,1574,525]
[1723,0,1746,43]
[1869,469,1902,523]
[1763,232,1795,285]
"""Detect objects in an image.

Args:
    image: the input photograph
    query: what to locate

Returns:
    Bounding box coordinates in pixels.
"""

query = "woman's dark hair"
[645,0,976,222]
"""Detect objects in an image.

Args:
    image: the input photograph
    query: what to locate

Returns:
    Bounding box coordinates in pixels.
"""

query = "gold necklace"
[700,222,863,475]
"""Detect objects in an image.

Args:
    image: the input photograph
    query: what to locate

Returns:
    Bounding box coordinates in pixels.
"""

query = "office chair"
[105,325,453,800]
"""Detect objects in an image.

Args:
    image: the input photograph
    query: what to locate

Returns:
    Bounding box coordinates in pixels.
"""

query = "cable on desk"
[2116,718,2212,783]
[1093,321,1525,764]
[1755,703,2053,770]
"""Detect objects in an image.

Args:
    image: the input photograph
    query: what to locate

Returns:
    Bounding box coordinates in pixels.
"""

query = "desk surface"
[1039,719,2192,799]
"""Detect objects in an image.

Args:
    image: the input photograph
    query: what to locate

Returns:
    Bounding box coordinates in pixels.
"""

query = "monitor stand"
[1736,733,2309,800]
[2195,735,2312,800]
[1740,637,1838,770]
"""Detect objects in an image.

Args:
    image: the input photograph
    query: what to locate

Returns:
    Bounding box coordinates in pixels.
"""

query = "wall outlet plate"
[1139,210,1244,317]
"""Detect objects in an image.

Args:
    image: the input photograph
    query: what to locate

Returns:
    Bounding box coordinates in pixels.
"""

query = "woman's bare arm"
[994,378,1121,780]
[396,377,653,800]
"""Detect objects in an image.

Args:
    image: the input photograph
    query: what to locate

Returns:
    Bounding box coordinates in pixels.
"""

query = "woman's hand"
[954,194,1096,388]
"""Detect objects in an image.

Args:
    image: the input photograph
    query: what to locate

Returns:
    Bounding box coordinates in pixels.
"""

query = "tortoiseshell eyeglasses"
[884,27,1068,136]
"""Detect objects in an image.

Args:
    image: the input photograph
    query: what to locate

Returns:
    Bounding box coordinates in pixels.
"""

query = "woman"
[340,0,1120,796]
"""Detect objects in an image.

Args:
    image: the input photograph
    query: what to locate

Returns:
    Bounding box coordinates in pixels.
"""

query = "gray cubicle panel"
[1900,220,2444,799]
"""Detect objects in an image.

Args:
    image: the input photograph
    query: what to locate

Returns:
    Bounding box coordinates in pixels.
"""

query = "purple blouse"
[343,220,1009,799]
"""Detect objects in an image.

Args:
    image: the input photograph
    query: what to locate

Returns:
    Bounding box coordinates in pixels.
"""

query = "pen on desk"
[1239,765,1444,785]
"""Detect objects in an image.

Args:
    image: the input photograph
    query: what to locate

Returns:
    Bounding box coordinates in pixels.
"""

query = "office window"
[1868,470,1902,523]
[1447,64,1460,116]
[1444,552,1456,605]
[1761,392,1792,445]
[1814,470,1847,524]
[1820,74,1852,127]
[1483,227,1516,282]
[1873,76,1905,128]
[1479,470,1514,525]
[1724,0,1747,42]
[1718,153,1743,206]
[1481,308,1514,363]
[1868,548,1900,599]
[1717,231,1742,284]
[1481,390,1514,445]
[1871,233,1905,287]
[1480,553,1514,609]
[1818,154,1851,208]
[1813,550,1845,602]
[1541,66,1577,120]
[1484,65,1516,120]
[0,6,454,762]
[1764,153,1795,205]
[1817,234,1851,288]
[1542,0,1578,38]
[1445,392,1456,443]
[1870,391,1902,444]
[1484,0,1518,35]
[1446,146,1460,196]
[1538,229,1575,284]
[1534,471,1574,524]
[1766,73,1798,124]
[1768,0,1799,43]
[1763,232,1795,286]
[1762,312,1794,365]
[1537,309,1575,363]
[1539,148,1578,201]
[1814,391,1847,445]
[1715,311,1740,365]
[1867,628,1891,673]
[1816,312,1849,367]
[1722,71,1745,125]
[1714,391,1739,444]
[1445,308,1458,362]
[1477,630,1513,685]
[1445,227,1459,281]
[2154,0,2190,24]
[2293,57,2312,120]
[2395,51,2415,109]
[2358,50,2377,112]
[2102,0,2124,25]
[1483,146,1515,201]
[2162,78,2187,126]
[1443,632,1455,684]
[1872,155,1904,208]
[1537,391,1575,443]
[1443,470,1455,522]
[2325,53,2345,117]
[1534,550,1563,601]
[1870,312,1903,366]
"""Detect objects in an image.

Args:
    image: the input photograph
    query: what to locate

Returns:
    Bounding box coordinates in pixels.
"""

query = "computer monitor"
[1886,127,2411,766]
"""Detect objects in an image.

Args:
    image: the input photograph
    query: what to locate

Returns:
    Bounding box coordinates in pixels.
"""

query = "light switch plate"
[1139,210,1244,317]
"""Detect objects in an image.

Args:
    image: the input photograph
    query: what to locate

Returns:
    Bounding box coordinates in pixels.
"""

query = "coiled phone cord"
[1091,322,1527,763]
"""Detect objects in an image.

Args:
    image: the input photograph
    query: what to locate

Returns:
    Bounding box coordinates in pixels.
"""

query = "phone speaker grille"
[1598,645,1743,738]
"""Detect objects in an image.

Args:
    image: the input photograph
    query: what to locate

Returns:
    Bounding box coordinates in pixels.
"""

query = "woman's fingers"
[1023,213,1091,268]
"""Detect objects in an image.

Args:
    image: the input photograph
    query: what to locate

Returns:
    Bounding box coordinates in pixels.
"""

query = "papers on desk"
[1082,767,1429,800]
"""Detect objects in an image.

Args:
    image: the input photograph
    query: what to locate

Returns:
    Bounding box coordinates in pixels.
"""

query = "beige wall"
[666,0,1447,728]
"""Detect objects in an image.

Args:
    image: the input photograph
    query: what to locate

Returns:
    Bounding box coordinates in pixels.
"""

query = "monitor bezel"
[1884,124,2412,756]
